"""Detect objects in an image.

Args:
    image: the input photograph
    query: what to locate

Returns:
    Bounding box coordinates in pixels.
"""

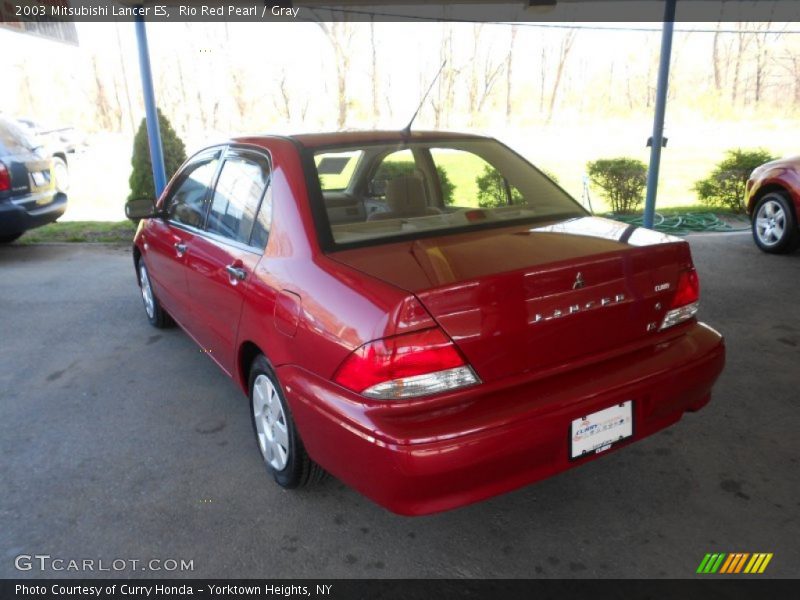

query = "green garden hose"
[606,212,751,237]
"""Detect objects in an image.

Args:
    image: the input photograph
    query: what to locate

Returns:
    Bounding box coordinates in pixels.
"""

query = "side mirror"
[125,197,160,220]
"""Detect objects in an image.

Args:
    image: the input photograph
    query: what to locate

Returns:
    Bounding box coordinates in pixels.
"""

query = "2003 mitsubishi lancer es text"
[126,131,725,515]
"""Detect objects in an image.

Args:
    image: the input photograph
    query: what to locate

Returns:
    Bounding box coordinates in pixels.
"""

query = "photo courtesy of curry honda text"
[125,131,726,516]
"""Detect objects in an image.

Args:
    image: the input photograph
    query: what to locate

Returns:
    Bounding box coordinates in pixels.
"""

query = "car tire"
[52,156,69,193]
[136,258,174,328]
[0,233,23,244]
[752,191,800,254]
[248,355,326,489]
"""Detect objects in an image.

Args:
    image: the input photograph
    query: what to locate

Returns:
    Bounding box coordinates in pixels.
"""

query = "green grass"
[603,205,746,217]
[18,221,136,244]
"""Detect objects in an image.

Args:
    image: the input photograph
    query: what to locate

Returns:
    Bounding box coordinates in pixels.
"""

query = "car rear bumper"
[0,192,68,236]
[279,321,725,516]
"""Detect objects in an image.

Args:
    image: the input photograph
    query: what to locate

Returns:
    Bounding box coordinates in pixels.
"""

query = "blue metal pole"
[134,10,167,198]
[643,0,677,229]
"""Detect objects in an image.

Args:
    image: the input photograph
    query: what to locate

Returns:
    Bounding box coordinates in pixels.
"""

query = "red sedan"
[126,131,725,515]
[746,155,800,253]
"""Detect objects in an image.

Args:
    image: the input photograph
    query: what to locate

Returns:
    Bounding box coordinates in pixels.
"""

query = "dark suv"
[0,116,67,243]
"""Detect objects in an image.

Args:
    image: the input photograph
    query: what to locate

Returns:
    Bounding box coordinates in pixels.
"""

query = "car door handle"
[225,264,247,281]
[174,242,187,256]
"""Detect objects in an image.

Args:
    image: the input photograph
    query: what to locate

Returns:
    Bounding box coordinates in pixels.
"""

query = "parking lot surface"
[1,234,798,578]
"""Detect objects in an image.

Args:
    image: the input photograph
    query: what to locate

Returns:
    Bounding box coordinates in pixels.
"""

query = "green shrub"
[128,109,187,202]
[586,157,648,214]
[475,165,523,208]
[693,148,777,212]
[373,160,455,205]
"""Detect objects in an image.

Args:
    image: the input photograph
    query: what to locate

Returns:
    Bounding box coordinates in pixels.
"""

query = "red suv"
[745,155,800,253]
[127,131,725,515]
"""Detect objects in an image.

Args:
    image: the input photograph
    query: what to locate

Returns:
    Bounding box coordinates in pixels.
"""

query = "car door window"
[206,154,270,246]
[165,157,219,228]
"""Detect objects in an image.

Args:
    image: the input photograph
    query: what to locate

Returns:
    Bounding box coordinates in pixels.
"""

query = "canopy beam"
[134,10,167,198]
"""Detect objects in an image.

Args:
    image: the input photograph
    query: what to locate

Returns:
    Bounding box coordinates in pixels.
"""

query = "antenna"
[402,60,447,136]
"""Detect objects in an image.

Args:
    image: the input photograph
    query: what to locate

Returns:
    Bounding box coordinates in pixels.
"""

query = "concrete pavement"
[0,235,798,578]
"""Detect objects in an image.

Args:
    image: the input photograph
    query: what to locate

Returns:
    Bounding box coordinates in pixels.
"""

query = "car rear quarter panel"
[231,138,431,392]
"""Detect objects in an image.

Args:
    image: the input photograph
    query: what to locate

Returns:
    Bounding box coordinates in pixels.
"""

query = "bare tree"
[274,70,292,121]
[467,24,505,124]
[272,69,308,123]
[751,20,783,105]
[539,44,547,114]
[369,19,380,125]
[231,68,250,126]
[547,30,577,123]
[468,24,484,119]
[776,47,800,107]
[477,55,505,113]
[317,21,356,129]
[114,22,136,133]
[505,25,518,121]
[712,25,723,92]
[431,25,458,128]
[110,72,125,131]
[711,0,729,94]
[91,55,116,131]
[731,23,753,105]
[19,65,38,118]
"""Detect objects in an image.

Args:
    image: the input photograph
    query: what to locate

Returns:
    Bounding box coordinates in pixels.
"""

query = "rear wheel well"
[750,184,794,217]
[238,341,263,392]
[132,246,142,285]
[52,152,67,165]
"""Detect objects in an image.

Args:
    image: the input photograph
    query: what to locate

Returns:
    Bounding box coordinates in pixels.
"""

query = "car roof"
[232,130,490,149]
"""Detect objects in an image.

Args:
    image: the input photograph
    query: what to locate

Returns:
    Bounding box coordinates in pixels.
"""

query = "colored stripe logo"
[697,553,773,574]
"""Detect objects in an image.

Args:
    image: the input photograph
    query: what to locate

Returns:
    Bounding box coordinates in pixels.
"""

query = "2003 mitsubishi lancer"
[126,131,725,515]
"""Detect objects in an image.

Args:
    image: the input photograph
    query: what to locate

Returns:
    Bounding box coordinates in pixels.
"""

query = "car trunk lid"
[330,217,694,383]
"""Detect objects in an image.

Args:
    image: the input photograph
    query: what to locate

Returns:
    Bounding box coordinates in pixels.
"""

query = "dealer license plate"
[570,401,633,459]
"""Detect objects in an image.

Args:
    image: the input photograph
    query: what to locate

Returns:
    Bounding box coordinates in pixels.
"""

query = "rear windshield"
[308,138,586,248]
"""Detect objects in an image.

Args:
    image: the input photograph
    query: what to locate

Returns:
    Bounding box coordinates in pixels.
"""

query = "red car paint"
[133,131,725,515]
[745,155,800,217]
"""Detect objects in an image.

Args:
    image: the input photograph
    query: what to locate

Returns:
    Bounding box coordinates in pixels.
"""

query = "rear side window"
[166,157,219,228]
[206,154,271,247]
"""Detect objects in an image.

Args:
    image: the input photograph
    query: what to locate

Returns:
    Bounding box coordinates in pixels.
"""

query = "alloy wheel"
[755,199,787,247]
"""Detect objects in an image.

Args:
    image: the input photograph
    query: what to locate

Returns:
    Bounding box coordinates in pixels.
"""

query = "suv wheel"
[752,192,799,254]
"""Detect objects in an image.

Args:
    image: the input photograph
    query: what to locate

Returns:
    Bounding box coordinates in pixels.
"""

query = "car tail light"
[0,162,10,192]
[660,268,700,330]
[333,327,480,400]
